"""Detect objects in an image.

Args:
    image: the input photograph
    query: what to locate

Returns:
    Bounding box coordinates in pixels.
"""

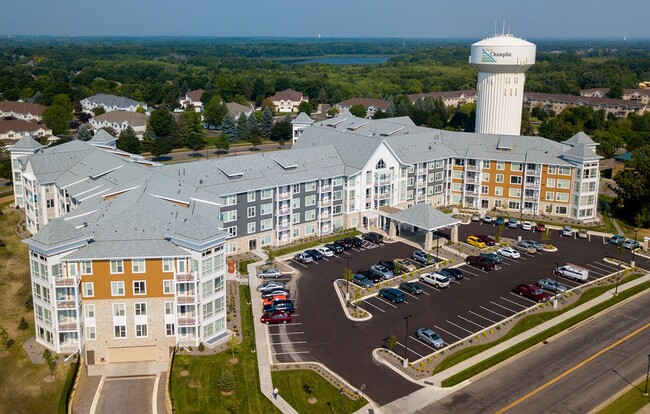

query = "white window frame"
[110,259,124,274]
[133,280,146,295]
[162,258,174,273]
[163,280,173,294]
[111,281,125,296]
[132,259,146,273]
[82,282,94,298]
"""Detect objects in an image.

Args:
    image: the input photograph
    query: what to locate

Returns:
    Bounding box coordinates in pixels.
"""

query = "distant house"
[0,100,47,122]
[179,89,205,112]
[80,94,148,114]
[524,92,647,117]
[581,88,650,105]
[407,90,477,107]
[89,110,149,138]
[226,102,253,120]
[270,89,308,113]
[0,119,52,144]
[335,98,389,118]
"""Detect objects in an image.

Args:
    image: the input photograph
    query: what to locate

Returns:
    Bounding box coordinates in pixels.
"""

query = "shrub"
[217,370,236,392]
[18,317,28,331]
[198,342,205,352]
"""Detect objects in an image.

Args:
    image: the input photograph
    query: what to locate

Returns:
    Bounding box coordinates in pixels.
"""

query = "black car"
[378,260,396,273]
[304,249,323,260]
[438,267,464,280]
[357,269,382,284]
[346,236,363,248]
[399,281,424,295]
[336,239,353,250]
[362,232,384,244]
[325,243,344,254]
[262,300,295,314]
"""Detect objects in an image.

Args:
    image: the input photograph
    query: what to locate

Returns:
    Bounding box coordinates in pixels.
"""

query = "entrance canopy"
[377,204,460,231]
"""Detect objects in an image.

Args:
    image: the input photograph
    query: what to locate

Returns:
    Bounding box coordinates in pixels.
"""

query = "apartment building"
[0,100,47,122]
[523,92,647,117]
[407,90,477,107]
[80,94,148,114]
[581,88,650,105]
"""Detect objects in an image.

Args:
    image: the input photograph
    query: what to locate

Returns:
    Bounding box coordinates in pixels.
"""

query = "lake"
[290,56,389,65]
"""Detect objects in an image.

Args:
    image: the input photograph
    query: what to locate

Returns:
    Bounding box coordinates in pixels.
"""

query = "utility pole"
[403,314,412,368]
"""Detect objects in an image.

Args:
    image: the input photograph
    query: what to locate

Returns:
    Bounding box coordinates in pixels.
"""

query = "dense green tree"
[236,115,250,141]
[249,130,262,149]
[260,107,274,139]
[261,97,275,112]
[215,134,230,155]
[613,146,650,225]
[0,142,11,182]
[327,107,340,117]
[297,101,313,116]
[248,112,258,131]
[43,97,73,136]
[203,96,228,127]
[148,109,176,138]
[116,126,141,154]
[150,136,174,160]
[180,111,206,152]
[92,107,106,116]
[221,113,237,142]
[607,84,624,99]
[349,104,367,118]
[270,118,291,141]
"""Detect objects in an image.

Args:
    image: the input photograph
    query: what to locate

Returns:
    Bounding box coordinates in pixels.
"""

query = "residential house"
[0,100,47,122]
[89,110,149,138]
[179,89,205,112]
[524,92,647,117]
[0,119,52,144]
[581,88,650,104]
[407,90,478,108]
[335,98,389,118]
[226,102,253,120]
[81,94,148,114]
[270,89,308,113]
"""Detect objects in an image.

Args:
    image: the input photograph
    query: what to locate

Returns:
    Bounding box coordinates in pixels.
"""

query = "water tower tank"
[470,35,536,136]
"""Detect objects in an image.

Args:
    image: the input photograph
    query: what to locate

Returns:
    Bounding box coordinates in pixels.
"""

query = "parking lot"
[257,223,650,405]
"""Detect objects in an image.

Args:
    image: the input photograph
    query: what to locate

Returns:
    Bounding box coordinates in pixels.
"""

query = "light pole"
[344,256,351,302]
[339,388,344,414]
[615,262,621,296]
[553,262,559,308]
[644,353,650,396]
[631,227,639,268]
[403,314,412,367]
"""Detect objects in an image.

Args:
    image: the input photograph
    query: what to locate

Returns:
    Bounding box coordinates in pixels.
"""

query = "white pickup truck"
[554,264,589,282]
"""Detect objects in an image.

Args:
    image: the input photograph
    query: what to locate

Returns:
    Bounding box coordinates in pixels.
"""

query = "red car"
[512,284,550,303]
[535,223,546,232]
[260,311,292,325]
[465,255,496,271]
[477,235,496,246]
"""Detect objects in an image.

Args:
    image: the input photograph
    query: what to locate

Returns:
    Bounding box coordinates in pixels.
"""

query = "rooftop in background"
[0,100,47,116]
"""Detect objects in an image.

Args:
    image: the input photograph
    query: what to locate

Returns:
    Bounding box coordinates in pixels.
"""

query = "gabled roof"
[226,102,251,118]
[0,100,47,116]
[186,89,205,102]
[378,204,460,231]
[291,112,313,125]
[89,129,118,146]
[82,93,146,110]
[336,98,389,110]
[0,119,49,134]
[11,135,45,151]
[91,110,148,127]
[271,89,305,102]
[564,143,602,161]
[25,218,88,254]
[563,132,597,146]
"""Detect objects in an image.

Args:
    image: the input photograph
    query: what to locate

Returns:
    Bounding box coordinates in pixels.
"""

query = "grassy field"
[271,369,368,414]
[598,379,650,414]
[170,285,280,414]
[0,207,70,414]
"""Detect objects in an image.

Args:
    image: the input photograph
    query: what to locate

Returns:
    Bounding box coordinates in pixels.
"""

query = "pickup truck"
[554,264,589,282]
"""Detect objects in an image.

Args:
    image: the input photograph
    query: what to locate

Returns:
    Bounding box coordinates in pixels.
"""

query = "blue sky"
[1,0,646,39]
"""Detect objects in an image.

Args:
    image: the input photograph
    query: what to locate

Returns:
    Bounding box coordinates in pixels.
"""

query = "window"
[508,201,520,210]
[548,165,557,174]
[247,222,256,234]
[333,205,342,214]
[220,210,237,223]
[434,171,443,181]
[224,195,237,206]
[166,324,175,336]
[162,258,173,273]
[376,159,386,169]
[333,190,342,201]
[509,176,522,184]
[246,206,255,218]
[557,179,570,189]
[556,193,569,202]
[247,191,256,202]
[494,200,502,208]
[226,226,237,237]
[434,184,443,194]
[80,261,92,275]
[496,161,505,170]
[482,173,490,182]
[436,160,444,169]
[305,224,315,235]
[496,174,504,183]
[261,234,272,246]
[510,163,523,171]
[292,228,300,238]
[292,184,301,193]
[261,203,272,215]
[82,282,94,297]
[292,213,300,224]
[495,187,503,196]
[86,326,96,340]
[558,166,571,175]
[132,259,145,273]
[84,304,95,318]
[260,219,272,231]
[305,210,316,221]
[135,303,147,315]
[113,303,126,317]
[545,192,555,201]
[111,281,125,296]
[305,195,316,206]
[135,324,148,338]
[165,302,174,315]
[261,188,273,199]
[333,177,343,187]
[133,281,146,295]
[110,259,123,274]
[509,188,521,197]
[481,186,489,195]
[427,186,434,195]
[452,170,463,179]
[305,181,316,192]
[292,198,300,209]
[163,280,173,294]
[483,160,491,168]
[555,206,568,215]
[452,183,462,191]
[114,325,127,338]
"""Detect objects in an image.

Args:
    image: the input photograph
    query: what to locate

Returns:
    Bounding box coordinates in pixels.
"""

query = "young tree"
[217,370,236,392]
[221,113,238,142]
[261,97,275,112]
[180,111,206,153]
[249,130,262,150]
[77,124,94,141]
[260,107,274,139]
[204,95,228,127]
[215,134,230,156]
[92,106,106,116]
[387,333,397,352]
[349,104,367,118]
[117,126,141,154]
[327,107,340,117]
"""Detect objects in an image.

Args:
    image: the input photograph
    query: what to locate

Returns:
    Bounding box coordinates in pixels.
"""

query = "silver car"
[370,264,394,280]
[536,278,568,293]
[416,328,445,349]
[258,268,283,279]
[514,242,536,254]
[522,240,543,251]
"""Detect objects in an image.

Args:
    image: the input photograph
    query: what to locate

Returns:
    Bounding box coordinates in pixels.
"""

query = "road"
[417,290,650,414]
[94,376,155,414]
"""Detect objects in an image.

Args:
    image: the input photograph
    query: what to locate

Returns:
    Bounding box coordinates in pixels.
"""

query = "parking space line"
[584,263,609,275]
[362,300,386,313]
[499,261,511,266]
[596,261,618,271]
[434,325,463,340]
[458,315,487,329]
[268,332,304,336]
[419,283,441,292]
[445,320,474,334]
[343,251,351,255]
[410,335,438,351]
[290,260,308,268]
[271,341,307,346]
[395,341,425,358]
[509,292,538,304]
[470,310,497,324]
[602,236,608,244]
[375,298,398,309]
[500,296,530,308]
[461,268,481,278]
[484,304,510,317]
[402,291,420,300]
[272,351,310,356]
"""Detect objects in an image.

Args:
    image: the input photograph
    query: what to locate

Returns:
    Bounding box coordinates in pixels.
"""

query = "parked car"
[378,288,405,303]
[370,264,394,280]
[394,258,417,273]
[260,311,292,325]
[471,213,481,222]
[262,295,288,307]
[497,247,521,259]
[609,235,626,245]
[416,328,445,349]
[622,239,640,249]
[294,253,314,264]
[522,240,543,251]
[466,235,487,249]
[521,221,532,231]
[412,249,434,265]
[554,264,589,282]
[263,299,295,314]
[535,223,547,232]
[513,284,551,303]
[257,280,284,293]
[260,288,291,299]
[346,237,363,248]
[352,273,374,288]
[476,234,496,246]
[325,243,344,254]
[561,226,573,237]
[378,260,396,273]
[480,253,503,264]
[316,246,334,257]
[305,249,323,260]
[577,229,588,239]
[464,255,496,271]
[336,239,353,250]
[507,218,518,228]
[482,215,493,223]
[399,281,424,295]
[438,267,464,280]
[514,241,536,254]
[536,278,568,293]
[363,232,384,244]
[258,268,283,279]
[495,217,505,226]
[357,269,382,284]
[419,272,451,288]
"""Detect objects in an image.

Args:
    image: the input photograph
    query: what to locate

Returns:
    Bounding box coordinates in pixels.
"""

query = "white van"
[555,264,589,282]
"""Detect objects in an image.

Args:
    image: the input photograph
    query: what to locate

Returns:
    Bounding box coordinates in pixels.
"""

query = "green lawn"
[170,286,280,414]
[271,369,368,414]
[598,380,650,414]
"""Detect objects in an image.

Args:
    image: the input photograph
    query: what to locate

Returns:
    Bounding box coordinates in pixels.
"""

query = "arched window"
[376,159,386,169]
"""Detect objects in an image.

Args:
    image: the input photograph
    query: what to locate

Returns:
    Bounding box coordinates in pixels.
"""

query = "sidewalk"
[360,272,650,414]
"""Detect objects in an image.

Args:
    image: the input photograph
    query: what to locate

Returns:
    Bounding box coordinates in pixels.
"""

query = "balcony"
[319,185,333,193]
[176,292,197,304]
[524,181,540,189]
[524,195,539,202]
[175,272,197,282]
[277,222,290,230]
[276,208,291,216]
[277,192,291,200]
[416,181,426,188]
[58,319,78,331]
[375,192,391,200]
[55,276,79,287]
[465,165,480,172]
[177,315,198,326]
[465,176,479,184]
[56,297,79,309]
[320,198,332,206]
[526,169,541,176]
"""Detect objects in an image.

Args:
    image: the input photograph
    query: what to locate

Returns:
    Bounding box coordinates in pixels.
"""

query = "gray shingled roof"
[291,112,313,124]
[378,204,460,231]
[89,129,118,145]
[26,218,89,253]
[11,135,45,151]
[563,132,597,146]
[83,94,146,110]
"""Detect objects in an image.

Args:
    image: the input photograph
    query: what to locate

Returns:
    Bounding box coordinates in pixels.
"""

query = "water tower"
[470,35,536,135]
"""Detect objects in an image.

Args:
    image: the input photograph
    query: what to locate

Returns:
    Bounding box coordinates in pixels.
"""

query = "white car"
[418,272,450,288]
[521,221,532,231]
[561,226,573,237]
[497,247,521,259]
[258,268,282,279]
[316,247,334,257]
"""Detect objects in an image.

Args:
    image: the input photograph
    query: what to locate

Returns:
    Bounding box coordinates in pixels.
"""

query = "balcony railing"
[55,276,79,287]
[526,169,541,176]
[175,272,196,282]
[177,315,197,326]
[277,192,291,200]
[465,176,479,184]
[524,182,540,189]
[278,222,290,230]
[416,181,426,188]
[56,298,79,309]
[465,165,479,172]
[524,196,539,202]
[276,208,291,216]
[375,192,391,200]
[58,319,78,331]
[320,198,331,206]
[319,185,333,193]
[176,293,197,304]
